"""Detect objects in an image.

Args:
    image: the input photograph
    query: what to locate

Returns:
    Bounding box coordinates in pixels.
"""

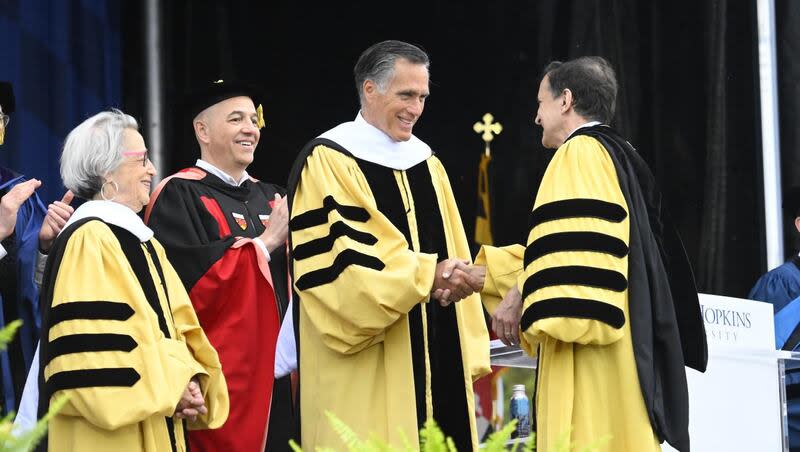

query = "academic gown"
[0,167,46,414]
[477,126,706,452]
[36,201,228,452]
[145,167,293,451]
[773,293,800,450]
[287,137,490,451]
[748,257,800,314]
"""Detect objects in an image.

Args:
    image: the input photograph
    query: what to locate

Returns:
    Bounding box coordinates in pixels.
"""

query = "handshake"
[430,259,486,307]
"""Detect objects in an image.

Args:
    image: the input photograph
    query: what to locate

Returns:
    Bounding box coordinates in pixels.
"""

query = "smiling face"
[106,128,155,213]
[361,58,429,142]
[196,96,260,177]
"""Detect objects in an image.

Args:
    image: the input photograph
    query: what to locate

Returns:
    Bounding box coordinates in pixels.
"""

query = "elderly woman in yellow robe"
[35,109,228,451]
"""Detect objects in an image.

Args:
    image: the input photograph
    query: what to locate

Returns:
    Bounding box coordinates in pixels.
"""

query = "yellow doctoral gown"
[290,143,490,451]
[477,135,660,452]
[40,211,228,452]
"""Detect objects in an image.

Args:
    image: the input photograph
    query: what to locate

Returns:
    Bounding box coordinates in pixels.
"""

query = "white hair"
[60,109,139,199]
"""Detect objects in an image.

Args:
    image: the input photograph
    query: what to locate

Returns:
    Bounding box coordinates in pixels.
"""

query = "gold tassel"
[474,153,493,245]
[256,104,266,129]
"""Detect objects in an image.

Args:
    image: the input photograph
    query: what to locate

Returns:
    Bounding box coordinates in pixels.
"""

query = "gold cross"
[473,113,502,156]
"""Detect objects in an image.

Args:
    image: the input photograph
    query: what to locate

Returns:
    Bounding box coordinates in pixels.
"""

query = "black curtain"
[122,0,764,297]
[777,0,800,256]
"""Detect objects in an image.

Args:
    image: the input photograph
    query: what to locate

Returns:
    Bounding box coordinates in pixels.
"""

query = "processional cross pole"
[473,112,503,156]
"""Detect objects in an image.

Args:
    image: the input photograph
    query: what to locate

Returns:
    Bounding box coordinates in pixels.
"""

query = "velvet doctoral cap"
[185,79,265,127]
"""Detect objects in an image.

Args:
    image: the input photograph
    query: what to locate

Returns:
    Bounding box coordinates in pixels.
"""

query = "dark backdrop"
[121,0,766,297]
[0,0,122,204]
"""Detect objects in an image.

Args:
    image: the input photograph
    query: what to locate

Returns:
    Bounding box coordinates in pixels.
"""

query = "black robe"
[146,167,294,451]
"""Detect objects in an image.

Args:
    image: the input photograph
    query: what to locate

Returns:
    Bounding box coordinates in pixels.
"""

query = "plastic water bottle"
[509,384,530,439]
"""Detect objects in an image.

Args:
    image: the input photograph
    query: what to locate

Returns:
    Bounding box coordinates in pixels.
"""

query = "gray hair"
[60,109,139,199]
[354,40,430,108]
[543,56,618,124]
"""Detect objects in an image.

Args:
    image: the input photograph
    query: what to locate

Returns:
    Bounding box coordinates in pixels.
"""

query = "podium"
[488,293,790,451]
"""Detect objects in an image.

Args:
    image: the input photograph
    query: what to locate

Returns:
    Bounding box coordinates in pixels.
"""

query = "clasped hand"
[174,377,207,422]
[430,259,486,307]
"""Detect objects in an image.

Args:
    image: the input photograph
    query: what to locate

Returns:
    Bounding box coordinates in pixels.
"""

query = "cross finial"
[473,113,503,156]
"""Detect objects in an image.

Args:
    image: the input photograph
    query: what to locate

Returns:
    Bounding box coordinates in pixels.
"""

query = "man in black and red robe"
[145,81,293,451]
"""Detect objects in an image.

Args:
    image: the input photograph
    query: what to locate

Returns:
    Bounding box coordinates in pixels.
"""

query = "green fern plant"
[289,410,611,452]
[290,412,541,452]
[0,320,68,452]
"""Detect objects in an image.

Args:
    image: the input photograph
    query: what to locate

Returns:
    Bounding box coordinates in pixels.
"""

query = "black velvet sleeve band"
[521,265,628,300]
[295,248,385,290]
[524,231,629,268]
[293,221,378,261]
[520,297,626,331]
[48,301,134,327]
[290,195,371,231]
[529,198,627,230]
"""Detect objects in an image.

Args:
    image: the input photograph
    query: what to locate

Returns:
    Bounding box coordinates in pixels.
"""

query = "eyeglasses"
[122,149,150,167]
[0,114,9,128]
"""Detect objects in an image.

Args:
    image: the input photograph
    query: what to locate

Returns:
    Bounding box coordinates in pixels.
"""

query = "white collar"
[195,159,251,186]
[318,112,432,170]
[568,121,603,138]
[63,200,153,242]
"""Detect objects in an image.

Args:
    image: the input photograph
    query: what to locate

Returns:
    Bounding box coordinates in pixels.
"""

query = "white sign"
[662,293,782,452]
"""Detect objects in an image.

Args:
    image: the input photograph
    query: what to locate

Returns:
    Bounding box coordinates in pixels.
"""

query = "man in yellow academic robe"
[287,40,490,451]
[477,57,707,452]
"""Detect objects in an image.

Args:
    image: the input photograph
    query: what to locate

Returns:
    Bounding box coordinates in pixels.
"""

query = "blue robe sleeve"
[748,262,800,313]
[0,184,46,413]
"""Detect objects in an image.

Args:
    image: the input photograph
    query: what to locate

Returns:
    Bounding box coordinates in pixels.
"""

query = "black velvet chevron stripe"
[529,199,627,230]
[46,334,138,367]
[293,221,378,260]
[290,195,370,230]
[48,301,134,328]
[295,249,385,290]
[520,297,626,331]
[524,232,629,267]
[46,367,141,400]
[521,265,628,300]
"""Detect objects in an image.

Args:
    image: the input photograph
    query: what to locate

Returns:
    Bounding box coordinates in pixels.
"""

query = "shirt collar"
[195,159,251,186]
[63,200,153,242]
[317,112,432,170]
[568,121,602,138]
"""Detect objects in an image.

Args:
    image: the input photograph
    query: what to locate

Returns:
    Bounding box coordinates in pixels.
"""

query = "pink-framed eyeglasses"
[122,149,149,167]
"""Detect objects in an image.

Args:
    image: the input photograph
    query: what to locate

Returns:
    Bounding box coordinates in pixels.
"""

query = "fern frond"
[419,418,447,452]
[0,321,22,353]
[325,410,363,451]
[364,434,397,452]
[482,419,517,451]
[0,412,16,446]
[521,431,536,452]
[397,428,416,452]
[10,394,69,451]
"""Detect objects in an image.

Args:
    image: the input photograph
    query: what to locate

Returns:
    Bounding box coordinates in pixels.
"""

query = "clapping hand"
[259,193,288,253]
[38,190,74,252]
[0,178,41,241]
